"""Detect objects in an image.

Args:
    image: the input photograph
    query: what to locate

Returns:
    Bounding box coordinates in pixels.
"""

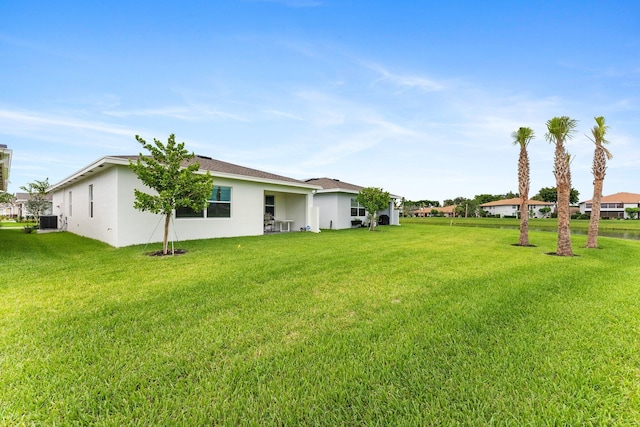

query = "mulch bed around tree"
[146,249,188,256]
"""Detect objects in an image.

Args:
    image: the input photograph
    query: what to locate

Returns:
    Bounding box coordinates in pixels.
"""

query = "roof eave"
[48,156,321,192]
[48,156,128,192]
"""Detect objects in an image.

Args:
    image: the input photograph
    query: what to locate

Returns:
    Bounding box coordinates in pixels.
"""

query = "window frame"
[88,184,94,218]
[265,194,275,217]
[350,198,366,217]
[175,185,232,219]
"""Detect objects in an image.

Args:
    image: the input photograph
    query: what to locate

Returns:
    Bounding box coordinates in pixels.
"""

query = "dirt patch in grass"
[146,249,188,256]
[545,252,579,257]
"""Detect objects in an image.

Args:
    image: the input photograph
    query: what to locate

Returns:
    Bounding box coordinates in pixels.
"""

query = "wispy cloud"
[263,109,304,121]
[298,112,423,168]
[103,106,249,122]
[365,62,446,93]
[0,109,136,138]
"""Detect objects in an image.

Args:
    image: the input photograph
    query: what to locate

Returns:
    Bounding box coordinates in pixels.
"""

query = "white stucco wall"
[482,203,553,218]
[313,193,339,229]
[579,201,640,219]
[314,192,400,229]
[314,192,368,230]
[52,166,122,246]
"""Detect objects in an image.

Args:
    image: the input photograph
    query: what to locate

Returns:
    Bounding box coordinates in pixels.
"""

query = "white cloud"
[365,62,446,93]
[103,106,249,122]
[0,109,136,140]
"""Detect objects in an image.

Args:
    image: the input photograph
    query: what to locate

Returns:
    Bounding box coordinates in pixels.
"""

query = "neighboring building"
[0,192,53,219]
[433,205,457,217]
[480,198,555,218]
[12,192,53,218]
[579,192,640,219]
[414,205,456,217]
[0,144,11,193]
[48,155,321,248]
[304,177,401,230]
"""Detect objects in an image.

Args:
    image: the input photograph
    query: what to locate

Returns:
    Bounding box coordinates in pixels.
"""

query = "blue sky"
[2,0,639,202]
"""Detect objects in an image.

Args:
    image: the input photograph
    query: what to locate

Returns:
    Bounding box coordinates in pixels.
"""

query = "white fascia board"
[47,156,129,192]
[315,188,360,195]
[315,188,402,200]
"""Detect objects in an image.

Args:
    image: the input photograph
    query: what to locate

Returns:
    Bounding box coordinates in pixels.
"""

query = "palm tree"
[586,116,612,249]
[545,116,578,256]
[512,127,535,246]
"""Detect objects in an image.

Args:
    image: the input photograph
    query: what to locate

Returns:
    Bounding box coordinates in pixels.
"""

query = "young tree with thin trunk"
[586,116,612,248]
[20,178,51,227]
[356,187,390,231]
[512,127,535,246]
[129,134,213,255]
[545,116,578,256]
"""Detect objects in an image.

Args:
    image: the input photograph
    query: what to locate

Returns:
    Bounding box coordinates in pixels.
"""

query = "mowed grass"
[1,224,640,425]
[403,215,640,232]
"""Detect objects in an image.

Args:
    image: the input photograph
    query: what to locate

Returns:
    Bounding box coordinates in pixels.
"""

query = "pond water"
[455,224,640,241]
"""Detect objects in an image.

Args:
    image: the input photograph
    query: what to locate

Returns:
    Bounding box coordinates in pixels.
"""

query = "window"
[207,186,231,217]
[68,191,73,216]
[351,198,366,216]
[600,203,623,209]
[89,184,94,218]
[265,195,275,217]
[176,186,232,218]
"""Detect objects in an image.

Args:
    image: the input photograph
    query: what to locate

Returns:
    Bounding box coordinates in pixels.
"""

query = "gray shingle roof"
[115,155,309,185]
[304,177,364,192]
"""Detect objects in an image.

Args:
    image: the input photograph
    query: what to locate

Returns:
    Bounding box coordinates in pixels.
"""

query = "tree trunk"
[517,143,530,246]
[518,199,529,246]
[163,213,171,254]
[586,178,603,248]
[556,183,573,256]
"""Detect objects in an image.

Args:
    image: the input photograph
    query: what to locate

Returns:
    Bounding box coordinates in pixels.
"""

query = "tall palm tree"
[545,116,578,256]
[512,127,535,246]
[586,116,612,248]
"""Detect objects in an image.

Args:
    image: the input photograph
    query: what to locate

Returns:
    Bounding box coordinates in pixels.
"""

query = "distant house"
[48,155,320,248]
[480,198,555,218]
[579,192,640,219]
[414,205,456,217]
[304,178,401,229]
[12,192,53,219]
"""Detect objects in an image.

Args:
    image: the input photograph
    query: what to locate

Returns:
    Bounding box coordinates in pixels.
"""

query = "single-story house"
[435,205,457,217]
[303,177,401,229]
[48,155,321,248]
[413,205,456,217]
[579,192,640,219]
[7,192,53,219]
[480,198,555,218]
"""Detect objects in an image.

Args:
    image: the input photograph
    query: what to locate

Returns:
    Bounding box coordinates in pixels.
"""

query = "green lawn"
[404,215,640,232]
[1,224,640,425]
[0,221,33,228]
